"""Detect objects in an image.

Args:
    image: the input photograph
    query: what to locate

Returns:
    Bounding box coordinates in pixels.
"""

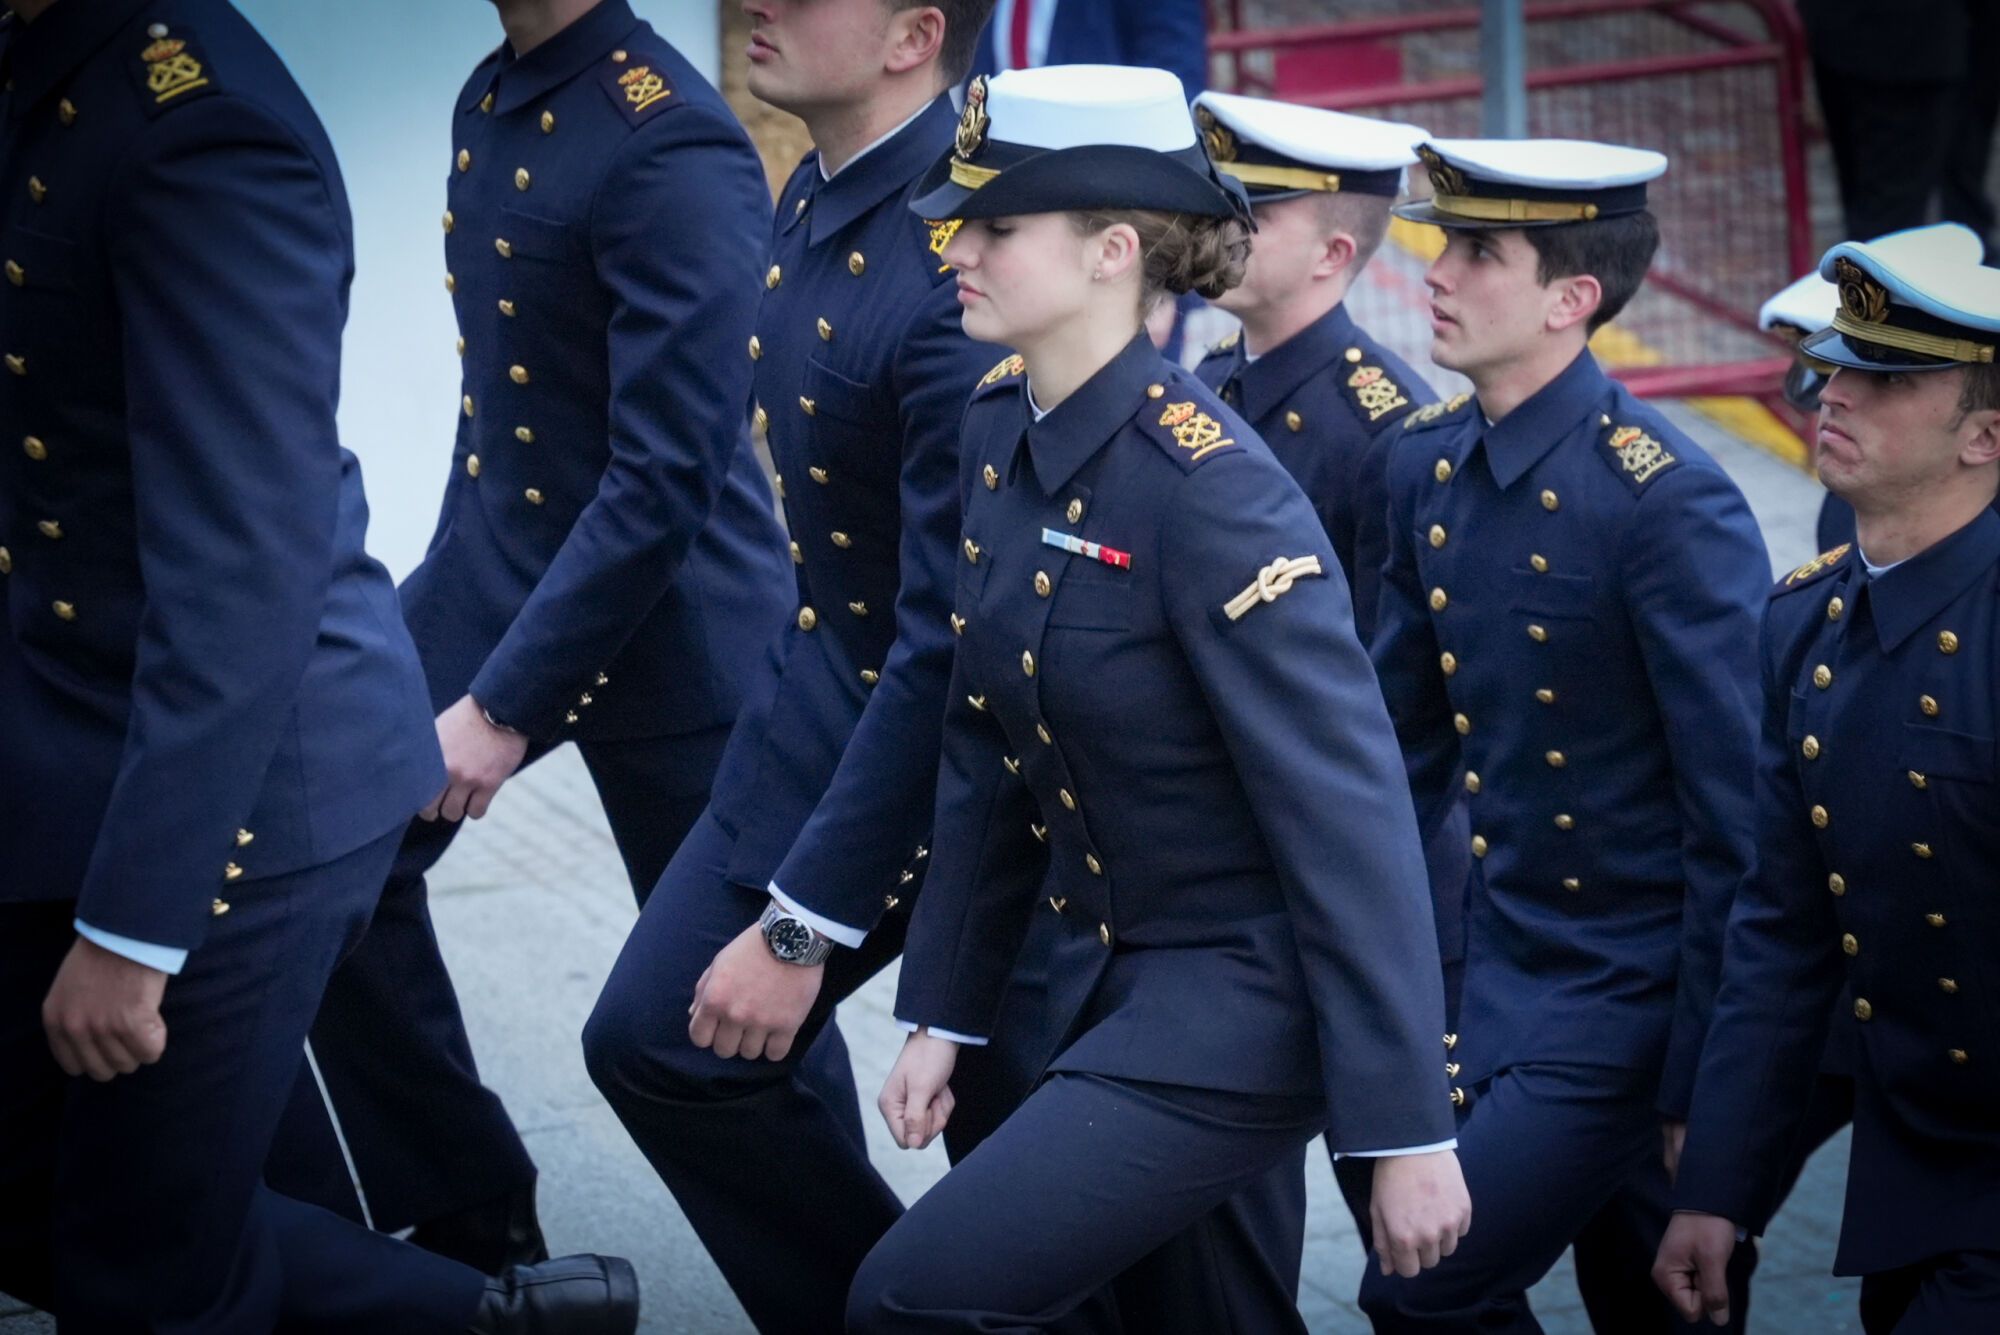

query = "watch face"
[768,916,816,962]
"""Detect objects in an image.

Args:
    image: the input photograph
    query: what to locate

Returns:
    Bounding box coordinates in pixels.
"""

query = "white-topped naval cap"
[1805,223,2000,369]
[985,64,1196,154]
[1395,136,1666,228]
[1761,223,1985,334]
[1193,90,1426,174]
[1420,138,1667,190]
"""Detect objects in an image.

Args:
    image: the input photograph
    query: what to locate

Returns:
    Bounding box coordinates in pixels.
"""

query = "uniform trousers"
[0,829,485,1334]
[846,1072,1320,1334]
[581,807,915,1335]
[1860,1249,2000,1334]
[267,724,729,1241]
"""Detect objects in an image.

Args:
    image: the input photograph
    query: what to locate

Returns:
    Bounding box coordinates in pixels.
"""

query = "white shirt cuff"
[74,920,189,976]
[896,1018,989,1047]
[767,883,866,950]
[1331,1138,1458,1160]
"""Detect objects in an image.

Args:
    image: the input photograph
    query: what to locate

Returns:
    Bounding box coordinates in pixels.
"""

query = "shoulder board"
[597,51,682,128]
[1140,394,1238,473]
[1340,356,1417,430]
[971,353,1025,397]
[1210,329,1241,356]
[1598,420,1681,494]
[131,30,220,117]
[1401,392,1471,432]
[1777,542,1853,592]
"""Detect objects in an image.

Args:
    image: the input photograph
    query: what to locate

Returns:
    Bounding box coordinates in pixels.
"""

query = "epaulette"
[1598,419,1680,494]
[1777,543,1852,592]
[971,353,1025,397]
[1401,392,1472,432]
[596,49,682,128]
[1209,329,1241,356]
[1340,356,1414,428]
[1140,393,1237,472]
[130,28,220,118]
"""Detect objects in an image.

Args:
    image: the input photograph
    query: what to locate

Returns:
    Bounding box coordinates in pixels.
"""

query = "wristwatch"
[759,900,834,966]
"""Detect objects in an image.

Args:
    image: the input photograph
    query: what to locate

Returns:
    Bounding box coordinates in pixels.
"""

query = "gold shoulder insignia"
[927,219,963,273]
[1159,401,1235,461]
[1786,543,1853,586]
[1346,364,1410,422]
[131,31,216,114]
[597,52,681,126]
[1402,393,1470,429]
[1605,423,1677,485]
[977,353,1025,388]
[1213,329,1241,354]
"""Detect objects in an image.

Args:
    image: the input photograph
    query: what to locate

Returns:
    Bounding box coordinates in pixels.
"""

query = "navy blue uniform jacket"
[401,1,791,742]
[702,97,997,932]
[0,0,442,947]
[897,336,1457,1151]
[970,0,1209,100]
[1676,514,2000,1275]
[1371,351,1766,1113]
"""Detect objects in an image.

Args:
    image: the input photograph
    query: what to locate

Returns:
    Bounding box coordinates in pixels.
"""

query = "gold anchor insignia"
[1196,106,1236,163]
[1786,543,1852,585]
[142,37,207,104]
[1417,145,1466,198]
[956,76,990,161]
[1348,364,1409,421]
[1833,257,1889,325]
[1160,402,1234,460]
[1607,424,1675,483]
[928,218,963,272]
[617,65,671,112]
[978,353,1025,387]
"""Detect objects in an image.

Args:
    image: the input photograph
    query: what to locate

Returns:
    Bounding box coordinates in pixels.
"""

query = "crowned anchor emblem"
[956,76,990,161]
[1160,402,1235,461]
[1417,144,1467,198]
[1833,257,1889,325]
[618,65,671,113]
[1608,424,1676,483]
[1195,105,1236,163]
[142,37,207,104]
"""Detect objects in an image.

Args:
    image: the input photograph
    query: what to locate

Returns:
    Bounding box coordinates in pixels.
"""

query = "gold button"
[1828,873,1846,895]
[222,861,244,884]
[499,299,516,317]
[55,598,82,620]
[1853,997,1872,1021]
[795,199,807,215]
[1429,587,1448,612]
[211,899,230,917]
[1813,664,1832,689]
[949,612,964,634]
[1464,772,1480,794]
[1919,694,1940,717]
[968,694,988,711]
[1939,630,1960,654]
[1527,624,1548,643]
[1060,788,1077,810]
[1031,822,1047,842]
[983,464,999,490]
[541,110,556,133]
[885,894,900,910]
[23,436,46,460]
[1913,841,1933,858]
[1446,1062,1461,1078]
[1067,498,1085,524]
[1470,835,1488,858]
[1810,804,1828,828]
[1429,524,1447,548]
[789,541,803,565]
[455,337,466,357]
[28,176,46,204]
[963,538,980,563]
[1454,713,1471,735]
[1533,688,1556,706]
[1543,749,1567,769]
[817,317,833,342]
[749,335,762,360]
[1928,912,1947,927]
[1085,853,1103,875]
[831,531,852,548]
[1440,651,1457,675]
[0,547,10,574]
[7,353,27,376]
[1034,571,1052,597]
[1037,724,1052,745]
[848,251,866,276]
[515,426,534,443]
[33,519,57,541]
[1345,347,1363,363]
[1562,877,1581,892]
[465,450,479,477]
[462,395,474,417]
[524,487,544,505]
[1949,1048,1969,1065]
[509,364,530,384]
[766,265,782,289]
[443,272,456,293]
[1435,459,1453,483]
[456,148,470,171]
[798,606,818,631]
[1555,813,1575,830]
[495,238,513,258]
[848,601,868,617]
[480,92,493,112]
[1449,1088,1466,1109]
[1286,411,1303,432]
[1021,650,1035,677]
[612,48,628,62]
[514,167,531,191]
[58,98,78,126]
[754,407,768,433]
[1802,735,1820,759]
[578,693,593,707]
[860,669,880,686]
[1540,489,1559,511]
[799,396,816,416]
[1910,770,1928,790]
[597,673,610,686]
[1826,596,1844,621]
[1100,922,1113,946]
[1940,977,1959,994]
[809,466,830,485]
[1530,553,1549,573]
[1841,932,1858,956]
[774,475,784,498]
[5,260,22,286]
[1002,754,1020,777]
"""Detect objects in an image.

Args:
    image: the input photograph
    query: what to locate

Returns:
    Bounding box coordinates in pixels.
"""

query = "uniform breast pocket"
[1047,575,1133,631]
[1901,724,1995,785]
[494,207,585,266]
[1508,570,1598,621]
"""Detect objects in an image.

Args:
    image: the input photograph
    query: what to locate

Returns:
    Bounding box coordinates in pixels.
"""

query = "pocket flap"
[1901,724,1995,783]
[1509,570,1597,620]
[495,207,584,262]
[5,227,75,292]
[804,357,888,425]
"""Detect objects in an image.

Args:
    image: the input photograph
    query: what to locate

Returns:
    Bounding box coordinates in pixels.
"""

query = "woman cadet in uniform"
[845,64,1473,1332]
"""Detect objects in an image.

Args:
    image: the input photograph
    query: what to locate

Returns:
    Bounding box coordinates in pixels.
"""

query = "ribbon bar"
[1042,527,1132,570]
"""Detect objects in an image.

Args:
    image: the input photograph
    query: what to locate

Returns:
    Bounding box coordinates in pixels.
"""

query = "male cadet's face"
[943,214,1095,347]
[743,0,904,113]
[1815,365,1976,500]
[1213,196,1327,316]
[1425,228,1557,373]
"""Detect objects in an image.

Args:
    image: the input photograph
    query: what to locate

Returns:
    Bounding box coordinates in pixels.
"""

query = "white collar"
[1027,379,1050,421]
[1859,547,1907,579]
[820,103,931,181]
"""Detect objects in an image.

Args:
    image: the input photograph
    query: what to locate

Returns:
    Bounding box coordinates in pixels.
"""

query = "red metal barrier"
[1206,0,1817,439]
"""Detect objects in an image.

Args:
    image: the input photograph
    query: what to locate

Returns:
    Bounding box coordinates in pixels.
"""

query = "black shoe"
[465,1254,639,1335]
[410,1181,550,1274]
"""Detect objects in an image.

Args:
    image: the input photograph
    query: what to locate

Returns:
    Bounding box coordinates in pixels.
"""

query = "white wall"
[234,1,721,579]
